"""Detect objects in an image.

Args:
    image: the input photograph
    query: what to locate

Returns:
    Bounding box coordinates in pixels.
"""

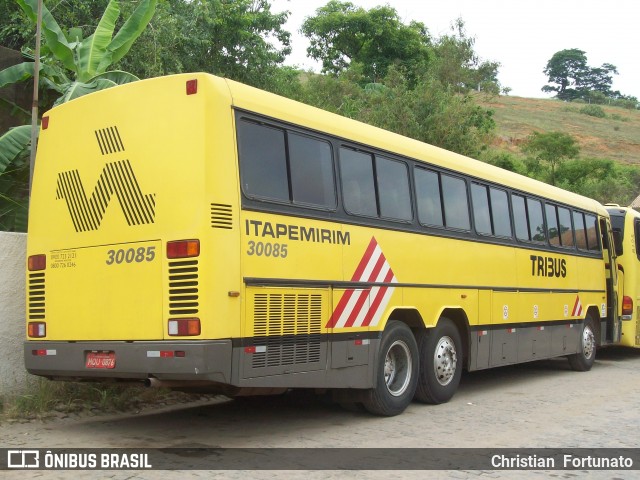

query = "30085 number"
[106,246,156,265]
[247,241,288,258]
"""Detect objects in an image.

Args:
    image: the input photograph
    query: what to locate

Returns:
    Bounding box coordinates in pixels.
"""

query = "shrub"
[579,105,606,118]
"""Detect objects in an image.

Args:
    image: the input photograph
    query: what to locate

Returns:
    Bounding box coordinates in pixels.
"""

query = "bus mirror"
[612,230,623,256]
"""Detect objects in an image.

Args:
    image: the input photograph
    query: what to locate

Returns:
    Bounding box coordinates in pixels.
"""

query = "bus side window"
[376,156,412,221]
[512,194,529,241]
[585,214,601,252]
[289,133,336,208]
[546,204,561,246]
[471,183,491,235]
[557,207,575,247]
[340,148,377,217]
[441,174,470,231]
[574,211,588,250]
[415,168,444,227]
[527,198,546,243]
[490,187,512,238]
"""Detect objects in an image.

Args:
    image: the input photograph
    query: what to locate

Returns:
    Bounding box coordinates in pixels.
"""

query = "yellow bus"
[26,73,621,416]
[606,205,640,348]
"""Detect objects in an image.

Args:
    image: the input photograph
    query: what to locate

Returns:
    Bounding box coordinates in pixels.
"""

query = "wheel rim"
[383,340,412,397]
[582,325,595,360]
[434,336,457,386]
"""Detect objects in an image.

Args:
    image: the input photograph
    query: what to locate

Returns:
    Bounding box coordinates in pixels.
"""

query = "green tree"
[521,131,580,185]
[295,65,495,158]
[429,19,500,94]
[0,0,156,231]
[169,0,291,90]
[555,158,640,205]
[542,48,618,100]
[301,0,431,82]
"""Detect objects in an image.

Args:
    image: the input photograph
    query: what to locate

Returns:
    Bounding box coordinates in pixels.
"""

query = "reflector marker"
[32,349,56,356]
[147,351,183,358]
[244,346,267,354]
[477,330,488,337]
[507,328,517,333]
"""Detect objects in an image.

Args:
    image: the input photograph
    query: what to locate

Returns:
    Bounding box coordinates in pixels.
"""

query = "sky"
[270,0,640,100]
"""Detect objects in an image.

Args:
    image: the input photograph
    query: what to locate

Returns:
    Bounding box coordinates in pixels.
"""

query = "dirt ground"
[1,346,639,479]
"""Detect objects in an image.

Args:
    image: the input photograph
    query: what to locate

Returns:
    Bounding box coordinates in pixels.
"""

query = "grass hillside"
[478,95,640,165]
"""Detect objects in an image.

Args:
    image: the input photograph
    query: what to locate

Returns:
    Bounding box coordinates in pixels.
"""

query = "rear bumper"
[24,340,232,383]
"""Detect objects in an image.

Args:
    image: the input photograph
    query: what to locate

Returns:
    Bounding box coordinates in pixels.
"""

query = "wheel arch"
[439,308,471,370]
[585,306,602,346]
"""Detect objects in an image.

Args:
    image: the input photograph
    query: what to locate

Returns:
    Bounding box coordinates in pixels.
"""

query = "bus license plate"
[85,352,116,369]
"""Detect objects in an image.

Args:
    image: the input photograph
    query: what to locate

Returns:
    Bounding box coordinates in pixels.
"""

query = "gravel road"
[2,346,639,479]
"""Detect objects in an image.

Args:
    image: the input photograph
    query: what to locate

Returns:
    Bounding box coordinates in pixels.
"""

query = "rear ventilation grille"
[95,126,125,155]
[211,203,233,229]
[252,293,322,368]
[28,272,46,320]
[168,260,199,315]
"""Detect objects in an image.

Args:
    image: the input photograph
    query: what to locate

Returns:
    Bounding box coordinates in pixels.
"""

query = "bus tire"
[567,315,597,372]
[414,318,462,404]
[361,321,419,416]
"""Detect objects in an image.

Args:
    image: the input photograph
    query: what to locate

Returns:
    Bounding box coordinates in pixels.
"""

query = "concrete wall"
[0,232,31,395]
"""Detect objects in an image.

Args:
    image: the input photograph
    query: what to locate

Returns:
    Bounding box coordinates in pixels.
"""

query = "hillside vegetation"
[479,95,640,165]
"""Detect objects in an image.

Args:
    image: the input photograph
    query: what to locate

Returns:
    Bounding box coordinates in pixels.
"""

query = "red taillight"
[186,79,198,95]
[622,296,633,320]
[168,318,201,336]
[28,322,46,338]
[167,239,200,259]
[28,254,46,271]
[41,116,49,129]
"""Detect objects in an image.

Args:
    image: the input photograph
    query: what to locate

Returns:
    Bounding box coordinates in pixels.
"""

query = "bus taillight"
[28,254,46,271]
[167,239,200,259]
[168,318,201,336]
[622,296,633,320]
[186,79,198,95]
[28,322,46,338]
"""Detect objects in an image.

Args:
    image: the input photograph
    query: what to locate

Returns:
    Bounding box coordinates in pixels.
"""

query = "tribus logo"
[56,160,155,232]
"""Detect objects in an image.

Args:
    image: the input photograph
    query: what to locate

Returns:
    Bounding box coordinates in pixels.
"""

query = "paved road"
[2,346,639,479]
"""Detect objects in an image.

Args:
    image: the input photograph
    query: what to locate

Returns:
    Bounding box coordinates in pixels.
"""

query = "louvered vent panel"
[211,203,233,229]
[252,293,323,369]
[168,260,199,315]
[28,272,46,320]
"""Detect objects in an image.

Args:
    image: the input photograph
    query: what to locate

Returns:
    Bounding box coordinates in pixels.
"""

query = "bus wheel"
[361,321,418,416]
[568,315,596,371]
[414,318,462,404]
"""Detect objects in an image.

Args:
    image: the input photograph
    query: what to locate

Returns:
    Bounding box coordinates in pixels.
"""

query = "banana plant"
[0,0,156,231]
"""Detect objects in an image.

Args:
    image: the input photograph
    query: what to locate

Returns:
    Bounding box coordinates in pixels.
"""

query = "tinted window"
[289,133,335,208]
[527,198,546,242]
[585,214,600,252]
[490,188,512,237]
[237,120,288,201]
[558,207,574,247]
[513,195,529,241]
[377,156,412,221]
[574,211,588,250]
[340,148,377,217]
[546,204,560,246]
[471,184,491,235]
[442,174,470,230]
[415,168,443,227]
